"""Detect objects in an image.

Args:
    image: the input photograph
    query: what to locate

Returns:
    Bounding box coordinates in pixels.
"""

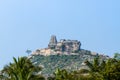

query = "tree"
[84,57,105,80]
[26,49,32,56]
[85,56,120,80]
[114,53,120,60]
[1,57,45,80]
[84,57,105,73]
[51,68,76,80]
[102,58,120,80]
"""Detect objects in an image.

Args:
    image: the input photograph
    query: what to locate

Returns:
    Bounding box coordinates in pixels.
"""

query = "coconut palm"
[83,57,105,80]
[84,57,105,72]
[85,56,120,80]
[52,68,75,80]
[102,58,120,80]
[1,57,45,80]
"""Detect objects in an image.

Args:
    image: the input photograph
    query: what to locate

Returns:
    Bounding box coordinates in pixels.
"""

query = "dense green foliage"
[48,56,120,80]
[0,57,45,80]
[0,53,120,80]
[114,53,120,60]
[30,50,101,75]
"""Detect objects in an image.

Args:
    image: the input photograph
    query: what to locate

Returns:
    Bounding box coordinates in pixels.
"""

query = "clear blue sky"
[0,0,120,69]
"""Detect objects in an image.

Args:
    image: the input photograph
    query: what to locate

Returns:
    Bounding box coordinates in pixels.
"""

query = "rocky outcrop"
[29,35,109,76]
[48,35,81,52]
[32,35,82,56]
[31,35,109,57]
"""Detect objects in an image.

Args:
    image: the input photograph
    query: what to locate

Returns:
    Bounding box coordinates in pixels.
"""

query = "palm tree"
[84,57,120,80]
[102,58,120,80]
[84,57,105,72]
[53,68,75,80]
[84,57,105,80]
[1,57,45,80]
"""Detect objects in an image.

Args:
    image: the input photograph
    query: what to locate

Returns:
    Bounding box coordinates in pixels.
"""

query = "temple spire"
[48,35,57,49]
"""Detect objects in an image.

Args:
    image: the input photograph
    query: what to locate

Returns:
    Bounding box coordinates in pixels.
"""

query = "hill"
[29,35,109,76]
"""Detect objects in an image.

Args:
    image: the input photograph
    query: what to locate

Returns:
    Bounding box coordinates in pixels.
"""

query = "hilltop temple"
[48,35,81,52]
[32,35,81,55]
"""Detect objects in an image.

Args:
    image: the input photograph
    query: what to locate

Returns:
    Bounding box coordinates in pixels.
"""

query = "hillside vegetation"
[30,50,107,75]
[0,53,120,80]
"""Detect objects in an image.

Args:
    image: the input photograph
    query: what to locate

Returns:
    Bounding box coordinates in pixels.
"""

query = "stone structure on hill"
[31,35,82,55]
[48,35,81,52]
[29,35,110,76]
[48,35,57,49]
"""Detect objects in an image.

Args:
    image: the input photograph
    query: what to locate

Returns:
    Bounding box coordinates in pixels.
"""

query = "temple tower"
[48,35,57,49]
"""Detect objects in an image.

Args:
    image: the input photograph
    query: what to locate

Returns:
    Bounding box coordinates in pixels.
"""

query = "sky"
[0,0,120,69]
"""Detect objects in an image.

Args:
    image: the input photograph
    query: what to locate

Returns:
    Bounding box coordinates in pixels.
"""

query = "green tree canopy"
[1,57,45,80]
